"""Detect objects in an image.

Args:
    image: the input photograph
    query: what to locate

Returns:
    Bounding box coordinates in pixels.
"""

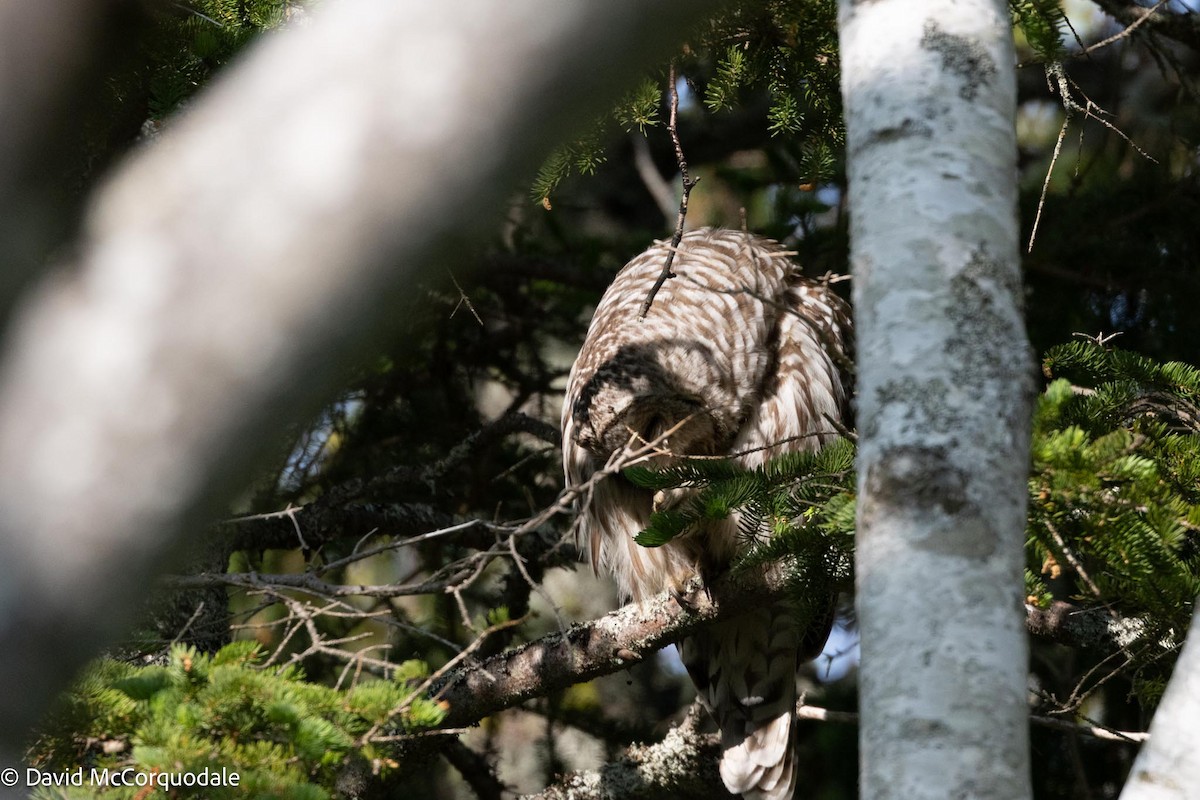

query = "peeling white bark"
[838,2,1033,798]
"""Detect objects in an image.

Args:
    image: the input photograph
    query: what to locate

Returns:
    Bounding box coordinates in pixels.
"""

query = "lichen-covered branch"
[437,564,792,729]
[1025,601,1159,653]
[519,715,727,800]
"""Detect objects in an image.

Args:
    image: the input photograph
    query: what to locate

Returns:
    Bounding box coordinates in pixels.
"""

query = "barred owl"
[561,228,851,800]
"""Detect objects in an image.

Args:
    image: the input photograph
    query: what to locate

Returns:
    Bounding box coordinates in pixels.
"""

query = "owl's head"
[574,386,725,464]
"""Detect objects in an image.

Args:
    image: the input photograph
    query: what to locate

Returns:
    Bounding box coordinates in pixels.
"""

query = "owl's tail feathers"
[681,605,817,800]
[719,710,797,800]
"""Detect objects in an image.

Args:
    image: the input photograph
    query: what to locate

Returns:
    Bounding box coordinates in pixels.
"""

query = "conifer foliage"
[1029,342,1200,697]
[624,439,855,626]
[32,643,444,799]
[531,0,842,206]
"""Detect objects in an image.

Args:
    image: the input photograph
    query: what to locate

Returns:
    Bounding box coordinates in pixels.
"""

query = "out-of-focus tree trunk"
[0,0,718,757]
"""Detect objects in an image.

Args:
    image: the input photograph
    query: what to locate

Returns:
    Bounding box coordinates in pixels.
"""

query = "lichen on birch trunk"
[838,1,1034,798]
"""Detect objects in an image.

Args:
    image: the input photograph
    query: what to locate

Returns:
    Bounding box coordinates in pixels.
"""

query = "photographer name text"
[9,766,240,789]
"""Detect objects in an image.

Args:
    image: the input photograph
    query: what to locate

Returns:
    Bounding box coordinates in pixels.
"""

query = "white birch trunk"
[1119,607,1200,799]
[838,2,1033,798]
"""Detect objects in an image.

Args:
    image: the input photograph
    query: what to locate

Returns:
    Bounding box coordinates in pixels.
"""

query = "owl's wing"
[682,275,849,800]
[730,277,851,469]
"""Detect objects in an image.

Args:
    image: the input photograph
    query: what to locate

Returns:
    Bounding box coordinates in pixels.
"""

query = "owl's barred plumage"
[561,228,851,800]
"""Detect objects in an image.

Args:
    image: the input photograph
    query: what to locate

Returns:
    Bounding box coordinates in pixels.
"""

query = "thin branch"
[1028,112,1069,254]
[218,501,459,552]
[313,519,488,576]
[1080,0,1169,57]
[448,269,484,326]
[803,700,1147,743]
[639,61,698,318]
[318,412,561,507]
[1042,518,1107,603]
[166,602,207,649]
[358,613,527,745]
[171,2,225,27]
[1089,0,1200,52]
[168,566,470,599]
[1028,61,1158,253]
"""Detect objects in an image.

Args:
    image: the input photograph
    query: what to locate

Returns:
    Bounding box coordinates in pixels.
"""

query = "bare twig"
[166,602,207,648]
[667,429,847,461]
[1043,517,1107,604]
[802,699,1146,743]
[449,269,484,326]
[639,61,698,318]
[172,2,225,27]
[1028,61,1158,253]
[1081,0,1168,57]
[358,613,527,745]
[1073,330,1125,347]
[1089,0,1200,52]
[312,519,488,576]
[1028,111,1069,254]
